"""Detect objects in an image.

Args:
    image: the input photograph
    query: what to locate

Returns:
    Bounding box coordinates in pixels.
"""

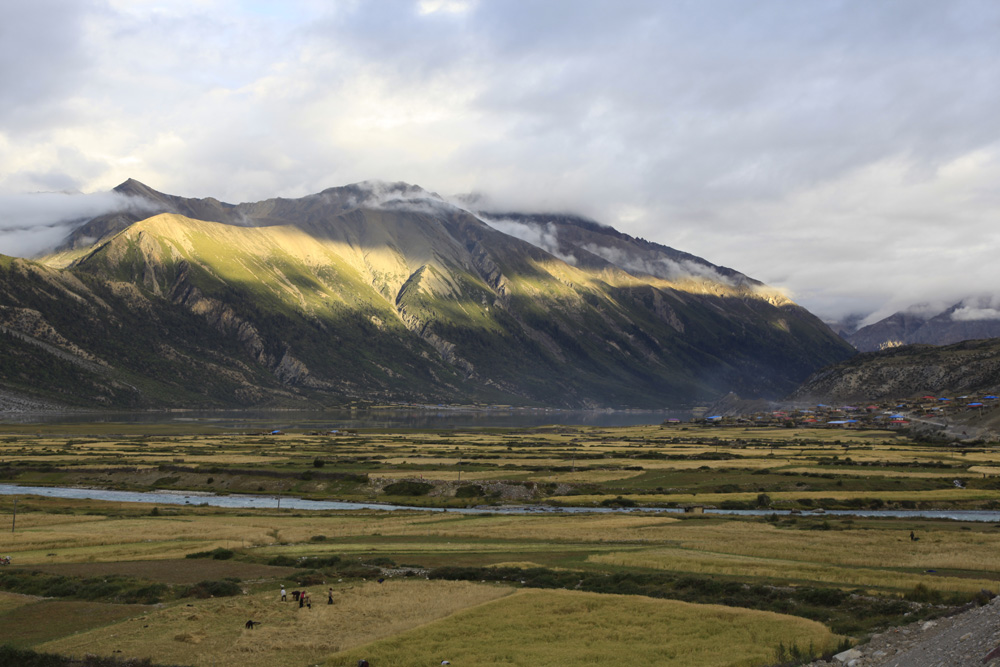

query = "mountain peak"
[113,178,160,197]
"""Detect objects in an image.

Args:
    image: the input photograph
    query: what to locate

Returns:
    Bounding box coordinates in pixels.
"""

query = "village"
[673,393,1000,435]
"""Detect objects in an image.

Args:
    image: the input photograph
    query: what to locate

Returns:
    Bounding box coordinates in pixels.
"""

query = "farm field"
[1,421,999,665]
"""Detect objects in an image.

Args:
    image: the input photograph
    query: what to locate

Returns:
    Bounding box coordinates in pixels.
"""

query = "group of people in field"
[279,586,335,608]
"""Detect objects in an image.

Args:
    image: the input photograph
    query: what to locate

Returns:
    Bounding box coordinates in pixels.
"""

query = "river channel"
[3,483,999,522]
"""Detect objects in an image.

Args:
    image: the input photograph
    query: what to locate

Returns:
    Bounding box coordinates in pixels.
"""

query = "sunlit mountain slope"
[0,181,854,409]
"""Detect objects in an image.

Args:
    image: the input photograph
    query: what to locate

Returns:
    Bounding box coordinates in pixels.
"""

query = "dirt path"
[808,596,1000,666]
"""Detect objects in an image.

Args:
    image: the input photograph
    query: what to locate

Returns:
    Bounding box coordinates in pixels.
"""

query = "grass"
[589,548,996,593]
[328,588,842,666]
[3,422,1000,665]
[38,580,512,667]
[0,599,152,648]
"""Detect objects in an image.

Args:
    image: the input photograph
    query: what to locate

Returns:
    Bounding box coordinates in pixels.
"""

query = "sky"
[1,0,999,325]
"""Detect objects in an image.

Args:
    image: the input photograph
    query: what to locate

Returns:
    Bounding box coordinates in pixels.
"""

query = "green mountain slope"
[0,182,855,409]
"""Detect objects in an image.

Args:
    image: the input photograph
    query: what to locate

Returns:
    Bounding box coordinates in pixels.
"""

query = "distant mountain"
[847,300,1000,352]
[0,180,855,410]
[791,338,1000,403]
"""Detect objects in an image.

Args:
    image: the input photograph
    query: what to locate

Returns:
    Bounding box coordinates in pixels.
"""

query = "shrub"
[363,556,396,567]
[185,548,234,560]
[906,583,942,603]
[600,496,636,507]
[455,484,484,498]
[267,555,297,567]
[184,579,242,598]
[383,481,434,496]
[296,555,341,568]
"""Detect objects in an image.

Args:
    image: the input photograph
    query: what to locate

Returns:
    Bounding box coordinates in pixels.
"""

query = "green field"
[1,422,999,665]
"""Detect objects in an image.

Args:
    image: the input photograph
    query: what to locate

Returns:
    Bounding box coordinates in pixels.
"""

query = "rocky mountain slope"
[0,180,854,410]
[792,338,1000,403]
[847,302,1000,352]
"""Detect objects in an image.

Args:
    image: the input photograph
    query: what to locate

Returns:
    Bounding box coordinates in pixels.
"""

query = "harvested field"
[328,588,842,666]
[38,580,513,667]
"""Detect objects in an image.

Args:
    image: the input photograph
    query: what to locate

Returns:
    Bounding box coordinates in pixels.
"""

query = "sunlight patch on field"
[38,580,512,667]
[371,470,501,481]
[636,522,1000,579]
[782,467,962,479]
[588,548,996,594]
[549,488,1000,505]
[605,458,789,470]
[525,469,647,482]
[327,588,842,667]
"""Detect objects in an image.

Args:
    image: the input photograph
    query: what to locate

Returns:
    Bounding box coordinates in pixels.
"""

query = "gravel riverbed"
[807,595,1000,667]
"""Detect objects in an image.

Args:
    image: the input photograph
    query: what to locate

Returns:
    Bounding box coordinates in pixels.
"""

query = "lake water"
[3,483,999,522]
[0,408,684,429]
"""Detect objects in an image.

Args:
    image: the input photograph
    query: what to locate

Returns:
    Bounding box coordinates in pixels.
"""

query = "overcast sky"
[2,0,999,324]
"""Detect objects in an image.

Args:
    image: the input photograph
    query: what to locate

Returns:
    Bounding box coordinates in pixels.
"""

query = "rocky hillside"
[0,181,854,410]
[792,338,1000,404]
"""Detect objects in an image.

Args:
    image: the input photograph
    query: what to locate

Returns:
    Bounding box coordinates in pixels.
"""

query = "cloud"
[0,191,155,257]
[2,1,1000,322]
[479,217,579,265]
[579,243,735,285]
[952,307,1000,322]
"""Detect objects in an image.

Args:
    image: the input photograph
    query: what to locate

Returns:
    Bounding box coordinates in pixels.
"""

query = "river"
[3,483,999,522]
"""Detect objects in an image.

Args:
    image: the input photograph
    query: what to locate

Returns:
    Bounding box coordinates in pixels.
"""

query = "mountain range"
[842,300,1000,352]
[0,180,855,410]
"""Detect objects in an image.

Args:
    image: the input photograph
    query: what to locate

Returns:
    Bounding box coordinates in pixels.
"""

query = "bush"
[183,579,242,598]
[185,548,234,560]
[600,496,636,507]
[267,555,297,567]
[906,583,942,603]
[313,458,326,468]
[363,556,396,567]
[294,571,326,586]
[383,481,434,496]
[296,555,341,568]
[455,484,483,498]
[0,645,184,667]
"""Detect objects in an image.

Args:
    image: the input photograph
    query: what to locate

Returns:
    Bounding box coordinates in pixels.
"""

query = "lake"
[0,407,686,429]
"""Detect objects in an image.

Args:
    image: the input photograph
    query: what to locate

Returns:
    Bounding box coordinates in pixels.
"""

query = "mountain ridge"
[0,180,855,410]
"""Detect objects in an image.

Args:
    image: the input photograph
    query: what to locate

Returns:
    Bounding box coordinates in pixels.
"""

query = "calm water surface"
[0,408,684,429]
